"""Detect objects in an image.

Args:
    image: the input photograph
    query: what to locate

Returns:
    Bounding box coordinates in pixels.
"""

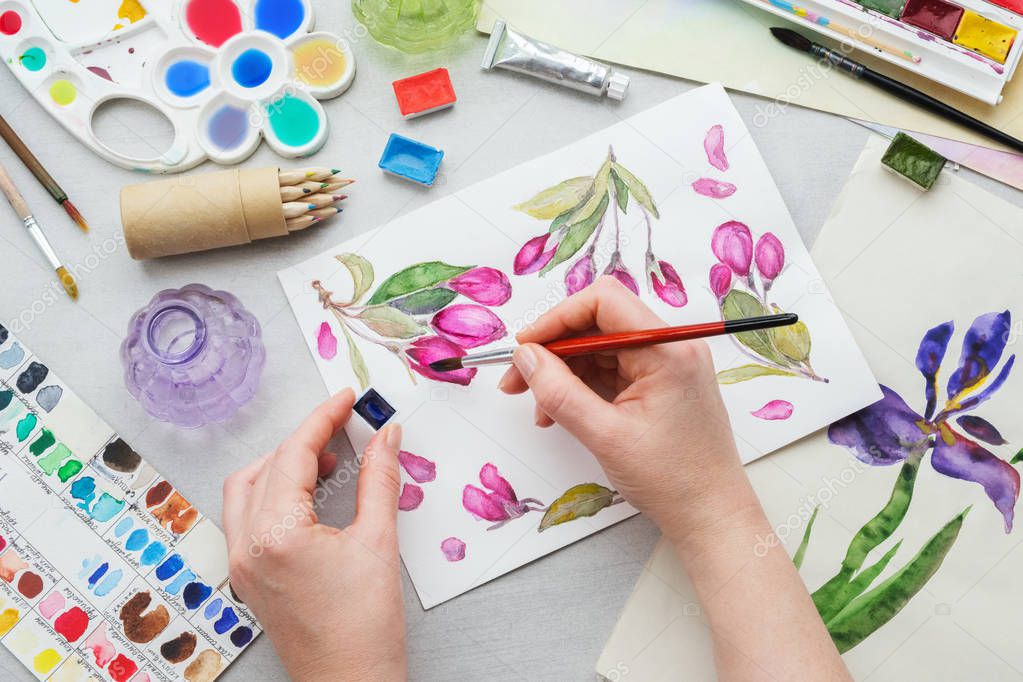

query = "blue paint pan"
[378,133,444,186]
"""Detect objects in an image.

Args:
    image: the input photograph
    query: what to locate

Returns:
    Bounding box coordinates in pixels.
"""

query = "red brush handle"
[542,314,796,358]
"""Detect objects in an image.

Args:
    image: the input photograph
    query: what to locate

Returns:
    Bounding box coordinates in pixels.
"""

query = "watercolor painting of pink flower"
[794,311,1019,654]
[693,125,736,199]
[711,221,827,386]
[313,255,512,389]
[512,147,687,308]
[397,450,438,512]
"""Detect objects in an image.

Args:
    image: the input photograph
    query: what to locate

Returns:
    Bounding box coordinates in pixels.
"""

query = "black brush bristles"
[771,27,814,52]
[429,357,465,373]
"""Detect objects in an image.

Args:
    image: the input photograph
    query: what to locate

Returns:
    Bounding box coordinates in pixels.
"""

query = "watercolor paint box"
[378,133,445,186]
[741,0,1023,104]
[392,68,457,119]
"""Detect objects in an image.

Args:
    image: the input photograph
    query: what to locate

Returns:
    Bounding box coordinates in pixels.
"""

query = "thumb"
[514,344,619,440]
[354,423,403,533]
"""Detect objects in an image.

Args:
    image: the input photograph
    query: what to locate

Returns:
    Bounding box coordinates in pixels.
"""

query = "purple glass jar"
[120,284,265,428]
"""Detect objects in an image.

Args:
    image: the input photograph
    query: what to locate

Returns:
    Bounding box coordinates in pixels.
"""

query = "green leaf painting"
[312,256,512,388]
[538,483,622,532]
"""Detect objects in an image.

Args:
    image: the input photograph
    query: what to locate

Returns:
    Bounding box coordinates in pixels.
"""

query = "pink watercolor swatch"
[398,451,436,483]
[38,591,66,620]
[692,178,736,199]
[751,400,794,421]
[398,483,424,511]
[704,124,729,172]
[441,537,466,562]
[316,322,337,360]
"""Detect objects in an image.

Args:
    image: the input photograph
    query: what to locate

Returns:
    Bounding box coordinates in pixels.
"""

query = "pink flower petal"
[514,234,557,275]
[398,451,436,483]
[479,463,517,503]
[448,267,512,306]
[711,221,753,276]
[462,484,508,522]
[704,124,729,172]
[754,233,785,281]
[316,322,338,360]
[650,260,687,308]
[692,178,736,199]
[398,483,424,511]
[431,304,507,349]
[710,263,732,299]
[406,336,478,386]
[440,537,466,562]
[751,400,794,421]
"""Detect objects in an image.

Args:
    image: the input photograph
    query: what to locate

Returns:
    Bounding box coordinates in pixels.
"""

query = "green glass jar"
[352,0,478,53]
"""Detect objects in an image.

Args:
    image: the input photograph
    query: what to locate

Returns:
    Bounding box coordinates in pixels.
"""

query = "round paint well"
[185,0,241,47]
[231,48,272,88]
[49,79,76,106]
[293,38,346,87]
[254,0,304,39]
[165,60,209,97]
[19,46,45,71]
[0,10,21,35]
[207,104,250,151]
[266,93,318,148]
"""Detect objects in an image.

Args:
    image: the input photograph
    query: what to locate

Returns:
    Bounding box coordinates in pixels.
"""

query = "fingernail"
[497,370,512,392]
[514,345,537,380]
[386,423,402,449]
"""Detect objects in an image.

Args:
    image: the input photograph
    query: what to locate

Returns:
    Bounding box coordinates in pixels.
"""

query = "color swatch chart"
[0,323,259,681]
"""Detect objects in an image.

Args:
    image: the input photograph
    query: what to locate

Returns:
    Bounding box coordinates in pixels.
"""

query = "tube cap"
[607,72,630,101]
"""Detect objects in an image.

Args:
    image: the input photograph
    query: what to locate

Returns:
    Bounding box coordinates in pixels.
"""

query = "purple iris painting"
[829,311,1019,532]
[313,254,512,389]
[802,311,1019,654]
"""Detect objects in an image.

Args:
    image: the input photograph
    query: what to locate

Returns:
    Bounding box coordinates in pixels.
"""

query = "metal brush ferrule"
[460,347,516,368]
[23,215,61,270]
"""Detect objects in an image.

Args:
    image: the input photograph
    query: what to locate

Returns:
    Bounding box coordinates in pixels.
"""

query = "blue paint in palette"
[232,49,273,88]
[88,562,108,586]
[140,541,168,566]
[166,60,210,97]
[126,529,149,552]
[208,105,249,151]
[204,597,223,620]
[230,626,254,648]
[95,569,122,597]
[255,0,305,39]
[166,569,196,595]
[183,581,213,609]
[214,607,238,634]
[378,134,444,186]
[114,517,133,538]
[156,553,184,581]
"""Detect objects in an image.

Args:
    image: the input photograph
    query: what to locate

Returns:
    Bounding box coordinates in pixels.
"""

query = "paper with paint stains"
[278,85,880,609]
[597,134,1023,679]
[0,327,259,680]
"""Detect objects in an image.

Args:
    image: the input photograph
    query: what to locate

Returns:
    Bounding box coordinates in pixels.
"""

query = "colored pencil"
[278,167,342,185]
[771,27,1023,153]
[0,114,89,231]
[430,314,798,371]
[0,161,77,300]
[286,215,320,231]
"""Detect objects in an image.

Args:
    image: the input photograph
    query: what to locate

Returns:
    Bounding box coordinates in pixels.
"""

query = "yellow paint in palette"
[33,648,61,674]
[293,38,348,88]
[954,10,1017,64]
[0,607,19,635]
[49,79,77,106]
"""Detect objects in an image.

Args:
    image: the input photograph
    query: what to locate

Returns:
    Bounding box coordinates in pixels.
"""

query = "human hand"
[223,390,408,682]
[499,277,756,544]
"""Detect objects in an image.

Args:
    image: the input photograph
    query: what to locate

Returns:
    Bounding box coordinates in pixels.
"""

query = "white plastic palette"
[740,0,1023,105]
[0,0,355,172]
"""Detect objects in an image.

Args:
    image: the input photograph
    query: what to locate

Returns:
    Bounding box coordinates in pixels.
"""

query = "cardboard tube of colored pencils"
[120,167,346,259]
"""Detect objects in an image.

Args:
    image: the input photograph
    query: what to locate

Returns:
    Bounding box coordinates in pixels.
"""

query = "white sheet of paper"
[277,84,879,609]
[597,135,1023,680]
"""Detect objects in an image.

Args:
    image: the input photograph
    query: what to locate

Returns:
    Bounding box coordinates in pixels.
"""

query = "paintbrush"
[0,114,88,231]
[770,27,1023,154]
[430,314,797,372]
[0,161,77,299]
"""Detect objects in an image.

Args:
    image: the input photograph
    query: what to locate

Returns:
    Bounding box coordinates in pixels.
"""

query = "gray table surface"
[3,4,1023,680]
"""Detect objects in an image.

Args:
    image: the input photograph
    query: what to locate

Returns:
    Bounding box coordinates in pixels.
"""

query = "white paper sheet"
[597,135,1023,680]
[277,84,879,609]
[0,329,259,680]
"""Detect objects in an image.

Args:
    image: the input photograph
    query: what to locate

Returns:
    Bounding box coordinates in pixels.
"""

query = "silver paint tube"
[481,20,630,100]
